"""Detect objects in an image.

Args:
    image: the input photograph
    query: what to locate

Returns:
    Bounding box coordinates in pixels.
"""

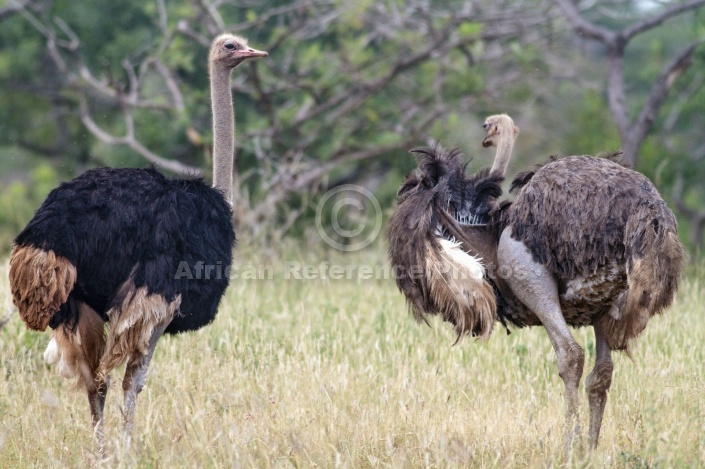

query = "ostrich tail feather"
[9,245,76,331]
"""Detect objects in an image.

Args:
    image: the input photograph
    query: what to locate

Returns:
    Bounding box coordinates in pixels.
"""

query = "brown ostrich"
[388,114,685,454]
[8,34,267,451]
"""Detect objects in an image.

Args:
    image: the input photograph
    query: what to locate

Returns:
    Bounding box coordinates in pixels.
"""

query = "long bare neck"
[490,131,515,176]
[210,64,235,204]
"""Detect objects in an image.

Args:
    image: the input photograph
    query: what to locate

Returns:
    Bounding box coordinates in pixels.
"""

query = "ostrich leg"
[497,228,585,457]
[121,324,167,445]
[88,375,110,455]
[586,325,613,448]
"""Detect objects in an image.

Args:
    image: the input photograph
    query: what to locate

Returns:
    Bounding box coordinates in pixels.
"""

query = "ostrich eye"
[224,43,236,50]
[482,122,489,129]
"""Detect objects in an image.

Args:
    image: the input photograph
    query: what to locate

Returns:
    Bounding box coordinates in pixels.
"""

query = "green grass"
[0,246,703,467]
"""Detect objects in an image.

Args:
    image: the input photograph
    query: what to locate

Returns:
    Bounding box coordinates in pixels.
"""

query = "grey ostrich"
[388,114,685,454]
[9,34,267,451]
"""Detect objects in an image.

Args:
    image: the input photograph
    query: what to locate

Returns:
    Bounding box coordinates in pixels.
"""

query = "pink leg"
[498,228,584,457]
[121,323,166,446]
[98,284,180,449]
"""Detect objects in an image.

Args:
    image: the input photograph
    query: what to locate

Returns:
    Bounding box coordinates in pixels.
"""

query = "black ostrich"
[8,34,267,449]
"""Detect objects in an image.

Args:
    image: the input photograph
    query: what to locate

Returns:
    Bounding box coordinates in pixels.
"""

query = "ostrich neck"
[211,65,235,205]
[490,134,515,175]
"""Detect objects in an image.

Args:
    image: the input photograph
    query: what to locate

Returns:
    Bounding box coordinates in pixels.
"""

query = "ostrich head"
[482,114,519,148]
[209,34,268,70]
[482,114,520,176]
[388,147,501,342]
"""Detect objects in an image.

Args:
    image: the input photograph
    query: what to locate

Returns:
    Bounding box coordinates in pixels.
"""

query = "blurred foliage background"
[0,0,704,254]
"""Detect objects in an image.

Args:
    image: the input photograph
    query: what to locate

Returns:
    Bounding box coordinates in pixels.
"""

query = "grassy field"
[0,245,703,468]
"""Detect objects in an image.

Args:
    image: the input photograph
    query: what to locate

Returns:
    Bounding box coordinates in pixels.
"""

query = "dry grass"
[0,246,703,468]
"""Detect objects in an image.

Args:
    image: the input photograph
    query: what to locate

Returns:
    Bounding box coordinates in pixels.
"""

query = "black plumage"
[8,34,268,453]
[14,167,235,334]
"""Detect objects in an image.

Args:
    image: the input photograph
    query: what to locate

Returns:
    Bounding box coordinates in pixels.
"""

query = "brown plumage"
[388,148,497,341]
[99,279,181,373]
[388,113,686,453]
[505,155,684,349]
[9,245,76,331]
[45,302,106,386]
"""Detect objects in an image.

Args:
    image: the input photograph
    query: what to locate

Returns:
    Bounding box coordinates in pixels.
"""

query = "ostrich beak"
[482,136,494,148]
[237,47,269,59]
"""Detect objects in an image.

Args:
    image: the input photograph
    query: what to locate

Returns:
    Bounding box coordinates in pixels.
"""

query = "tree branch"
[554,0,614,43]
[153,59,186,113]
[79,96,201,175]
[0,0,27,22]
[292,14,522,127]
[664,71,705,132]
[623,0,705,41]
[557,0,705,166]
[242,104,444,229]
[17,9,199,175]
[606,46,630,140]
[176,20,211,47]
[631,39,704,153]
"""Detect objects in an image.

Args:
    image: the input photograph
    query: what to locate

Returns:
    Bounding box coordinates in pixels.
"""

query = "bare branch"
[664,71,705,132]
[554,0,614,43]
[122,58,140,103]
[78,65,116,97]
[623,0,705,41]
[16,8,205,176]
[629,39,704,158]
[292,13,522,127]
[79,96,201,175]
[176,20,211,47]
[557,0,705,166]
[606,48,630,138]
[17,5,52,38]
[200,0,225,31]
[52,16,79,50]
[153,59,186,113]
[195,0,224,37]
[241,103,444,229]
[0,0,28,22]
[156,0,168,35]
